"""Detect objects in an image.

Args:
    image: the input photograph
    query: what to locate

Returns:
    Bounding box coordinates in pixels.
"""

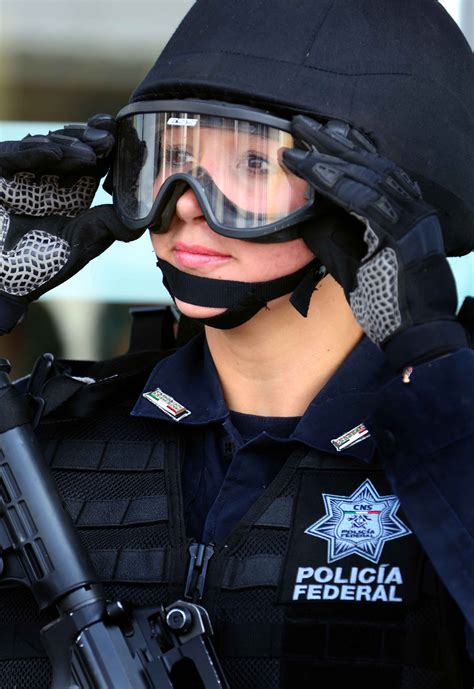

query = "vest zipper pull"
[184,541,215,602]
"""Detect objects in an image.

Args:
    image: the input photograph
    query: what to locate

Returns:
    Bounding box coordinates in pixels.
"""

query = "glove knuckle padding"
[0,173,97,217]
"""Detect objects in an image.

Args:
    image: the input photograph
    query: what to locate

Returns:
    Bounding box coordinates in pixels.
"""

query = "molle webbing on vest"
[222,555,282,589]
[64,495,168,528]
[40,408,187,589]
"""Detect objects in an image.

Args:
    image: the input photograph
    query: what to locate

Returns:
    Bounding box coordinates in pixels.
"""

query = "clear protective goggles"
[113,100,317,240]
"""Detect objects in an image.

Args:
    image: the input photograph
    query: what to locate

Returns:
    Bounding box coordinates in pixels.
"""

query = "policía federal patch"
[305,478,411,564]
[143,388,191,421]
[279,471,421,605]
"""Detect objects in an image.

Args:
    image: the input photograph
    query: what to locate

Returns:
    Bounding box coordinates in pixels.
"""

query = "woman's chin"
[175,298,227,319]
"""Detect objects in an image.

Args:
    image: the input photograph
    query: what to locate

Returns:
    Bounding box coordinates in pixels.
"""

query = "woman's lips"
[172,242,232,268]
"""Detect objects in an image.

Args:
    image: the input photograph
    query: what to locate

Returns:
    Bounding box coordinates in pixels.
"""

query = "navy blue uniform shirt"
[131,333,391,543]
[132,332,474,656]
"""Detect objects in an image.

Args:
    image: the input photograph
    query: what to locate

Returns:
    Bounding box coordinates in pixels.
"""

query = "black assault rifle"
[0,357,229,689]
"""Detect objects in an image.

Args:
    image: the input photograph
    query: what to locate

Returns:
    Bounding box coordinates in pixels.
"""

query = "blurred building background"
[1,0,194,121]
[0,0,473,376]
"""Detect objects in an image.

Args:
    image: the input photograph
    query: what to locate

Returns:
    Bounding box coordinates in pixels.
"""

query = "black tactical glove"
[283,116,469,371]
[0,114,139,334]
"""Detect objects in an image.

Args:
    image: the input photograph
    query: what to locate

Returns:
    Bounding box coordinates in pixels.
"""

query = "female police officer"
[0,0,473,687]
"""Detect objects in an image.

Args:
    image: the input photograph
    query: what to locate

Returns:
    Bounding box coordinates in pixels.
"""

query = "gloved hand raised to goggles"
[0,114,139,334]
[282,116,469,372]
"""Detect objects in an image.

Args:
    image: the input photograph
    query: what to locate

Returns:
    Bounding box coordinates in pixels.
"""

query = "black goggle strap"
[156,257,326,329]
[289,261,327,316]
[157,258,266,329]
[195,295,272,329]
[200,260,327,329]
[157,257,319,307]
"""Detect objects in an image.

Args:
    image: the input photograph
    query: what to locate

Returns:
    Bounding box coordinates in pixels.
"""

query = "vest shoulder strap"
[23,305,203,421]
[25,347,171,421]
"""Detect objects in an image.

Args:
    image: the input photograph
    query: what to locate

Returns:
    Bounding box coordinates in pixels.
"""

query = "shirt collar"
[131,332,228,425]
[131,333,394,462]
[291,337,393,462]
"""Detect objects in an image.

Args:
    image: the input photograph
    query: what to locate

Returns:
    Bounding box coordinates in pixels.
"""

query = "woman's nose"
[175,186,205,223]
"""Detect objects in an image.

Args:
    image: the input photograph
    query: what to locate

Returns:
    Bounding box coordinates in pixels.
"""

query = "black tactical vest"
[0,355,471,689]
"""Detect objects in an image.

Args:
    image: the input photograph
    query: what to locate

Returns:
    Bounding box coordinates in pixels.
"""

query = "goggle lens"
[114,104,315,238]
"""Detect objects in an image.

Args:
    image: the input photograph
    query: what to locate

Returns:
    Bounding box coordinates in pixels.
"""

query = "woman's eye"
[166,148,194,167]
[240,152,270,174]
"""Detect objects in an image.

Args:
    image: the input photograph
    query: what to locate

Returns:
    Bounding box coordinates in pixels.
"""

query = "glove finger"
[1,130,98,177]
[52,124,115,159]
[305,150,387,193]
[47,116,117,177]
[388,167,423,199]
[80,204,144,243]
[0,116,117,181]
[291,115,407,182]
[86,113,117,137]
[291,117,424,207]
[292,115,375,155]
[0,139,63,174]
[324,120,377,154]
[47,131,99,170]
[47,129,114,180]
[378,175,420,204]
[283,148,384,214]
[285,152,426,243]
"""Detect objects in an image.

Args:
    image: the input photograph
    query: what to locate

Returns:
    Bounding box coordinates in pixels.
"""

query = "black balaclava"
[130,0,474,325]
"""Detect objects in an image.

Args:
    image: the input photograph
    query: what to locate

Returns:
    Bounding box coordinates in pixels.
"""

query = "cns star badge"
[305,478,411,564]
[279,473,419,606]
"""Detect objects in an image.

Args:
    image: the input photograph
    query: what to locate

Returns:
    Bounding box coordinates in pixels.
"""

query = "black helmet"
[131,0,474,257]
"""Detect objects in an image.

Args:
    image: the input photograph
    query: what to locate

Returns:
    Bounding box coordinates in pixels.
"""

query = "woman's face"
[150,187,315,320]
